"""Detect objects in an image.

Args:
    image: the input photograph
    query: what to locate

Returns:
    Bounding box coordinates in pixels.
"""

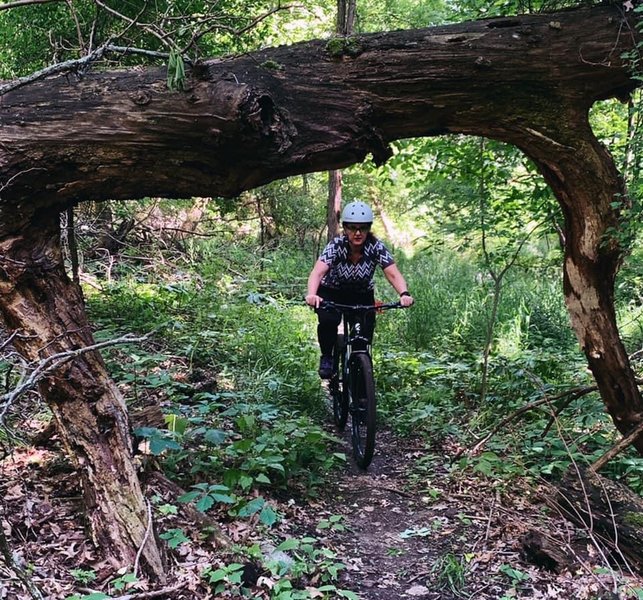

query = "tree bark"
[1,6,637,211]
[336,0,356,35]
[0,2,641,574]
[327,169,342,241]
[506,113,643,451]
[0,211,166,579]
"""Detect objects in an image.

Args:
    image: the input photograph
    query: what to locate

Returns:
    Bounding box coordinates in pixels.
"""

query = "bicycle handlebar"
[318,300,406,312]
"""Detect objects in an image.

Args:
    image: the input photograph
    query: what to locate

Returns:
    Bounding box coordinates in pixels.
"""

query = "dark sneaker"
[318,355,333,379]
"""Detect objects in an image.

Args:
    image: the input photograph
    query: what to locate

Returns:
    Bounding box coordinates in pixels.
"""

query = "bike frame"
[320,300,404,468]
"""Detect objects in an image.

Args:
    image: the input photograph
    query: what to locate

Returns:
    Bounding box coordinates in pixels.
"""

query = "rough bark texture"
[327,169,342,241]
[0,6,638,213]
[0,213,166,579]
[0,2,641,576]
[516,116,643,450]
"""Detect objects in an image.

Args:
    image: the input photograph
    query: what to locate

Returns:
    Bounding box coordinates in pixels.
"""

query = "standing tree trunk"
[327,169,342,241]
[507,113,643,450]
[327,0,357,241]
[337,0,356,34]
[0,3,640,573]
[0,209,166,579]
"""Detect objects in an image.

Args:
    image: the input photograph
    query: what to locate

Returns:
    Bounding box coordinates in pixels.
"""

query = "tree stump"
[520,529,574,573]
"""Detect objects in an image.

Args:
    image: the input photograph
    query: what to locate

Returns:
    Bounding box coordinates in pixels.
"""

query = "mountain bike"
[321,300,405,469]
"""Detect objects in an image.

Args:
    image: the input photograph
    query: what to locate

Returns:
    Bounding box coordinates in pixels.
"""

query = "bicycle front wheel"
[349,352,376,469]
[331,334,348,430]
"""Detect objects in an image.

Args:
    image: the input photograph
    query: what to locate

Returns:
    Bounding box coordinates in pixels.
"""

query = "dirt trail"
[314,428,473,599]
[3,411,643,599]
[304,425,643,600]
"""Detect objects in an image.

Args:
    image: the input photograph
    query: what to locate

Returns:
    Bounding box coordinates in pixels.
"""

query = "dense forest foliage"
[1,0,643,598]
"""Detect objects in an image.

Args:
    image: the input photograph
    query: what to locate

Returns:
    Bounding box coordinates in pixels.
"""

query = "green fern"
[167,49,186,91]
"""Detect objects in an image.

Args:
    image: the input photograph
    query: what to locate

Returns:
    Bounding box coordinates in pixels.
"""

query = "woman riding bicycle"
[305,201,414,379]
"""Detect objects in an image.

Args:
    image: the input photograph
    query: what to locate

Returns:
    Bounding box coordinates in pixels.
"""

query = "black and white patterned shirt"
[319,235,395,293]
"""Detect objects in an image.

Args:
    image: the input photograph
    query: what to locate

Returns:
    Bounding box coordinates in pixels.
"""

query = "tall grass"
[85,232,643,495]
[377,249,577,362]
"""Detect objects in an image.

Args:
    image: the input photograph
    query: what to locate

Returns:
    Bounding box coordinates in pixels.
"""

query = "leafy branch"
[0,0,299,95]
[0,0,62,10]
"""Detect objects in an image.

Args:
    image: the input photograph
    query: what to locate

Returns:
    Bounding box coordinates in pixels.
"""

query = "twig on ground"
[379,485,416,499]
[134,500,154,578]
[81,583,186,599]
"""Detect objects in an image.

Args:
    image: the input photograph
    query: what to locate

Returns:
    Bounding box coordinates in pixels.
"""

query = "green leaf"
[165,414,188,434]
[204,428,227,444]
[195,495,215,512]
[277,538,300,551]
[206,568,228,583]
[149,436,181,455]
[259,504,278,527]
[499,564,531,582]
[210,493,235,504]
[268,462,286,474]
[238,474,253,490]
[159,528,190,549]
[238,497,265,517]
[177,491,200,504]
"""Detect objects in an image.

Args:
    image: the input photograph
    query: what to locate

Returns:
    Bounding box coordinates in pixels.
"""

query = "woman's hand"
[400,293,414,307]
[306,294,323,308]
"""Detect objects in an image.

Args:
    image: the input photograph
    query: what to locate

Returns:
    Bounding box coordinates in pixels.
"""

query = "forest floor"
[310,427,643,600]
[2,413,643,599]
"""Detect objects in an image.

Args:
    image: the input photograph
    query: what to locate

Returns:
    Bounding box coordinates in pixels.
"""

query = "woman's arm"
[305,260,330,308]
[383,264,414,307]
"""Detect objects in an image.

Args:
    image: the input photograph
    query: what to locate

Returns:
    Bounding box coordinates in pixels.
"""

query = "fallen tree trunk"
[0,2,641,577]
[0,6,638,213]
[546,466,643,575]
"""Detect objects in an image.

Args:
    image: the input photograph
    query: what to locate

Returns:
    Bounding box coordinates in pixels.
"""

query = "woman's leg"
[315,287,342,378]
[317,309,341,356]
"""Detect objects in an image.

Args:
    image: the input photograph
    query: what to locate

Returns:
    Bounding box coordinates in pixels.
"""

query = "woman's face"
[343,223,371,247]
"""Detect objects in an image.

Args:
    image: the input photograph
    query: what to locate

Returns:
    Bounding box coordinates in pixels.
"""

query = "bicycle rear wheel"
[331,334,348,430]
[349,352,376,469]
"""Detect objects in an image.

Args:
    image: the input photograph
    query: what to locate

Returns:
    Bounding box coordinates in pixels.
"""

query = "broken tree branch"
[0,333,150,423]
[590,419,643,473]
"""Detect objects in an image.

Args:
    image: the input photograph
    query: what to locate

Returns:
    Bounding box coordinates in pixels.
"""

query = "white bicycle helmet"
[341,201,374,224]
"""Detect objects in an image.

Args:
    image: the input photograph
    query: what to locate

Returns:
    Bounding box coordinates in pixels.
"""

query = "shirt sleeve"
[319,238,340,266]
[376,240,395,269]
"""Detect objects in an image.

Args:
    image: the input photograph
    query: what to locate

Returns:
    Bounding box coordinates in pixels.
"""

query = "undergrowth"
[78,233,643,598]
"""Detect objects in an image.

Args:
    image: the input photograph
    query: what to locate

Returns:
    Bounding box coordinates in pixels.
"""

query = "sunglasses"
[344,224,371,233]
